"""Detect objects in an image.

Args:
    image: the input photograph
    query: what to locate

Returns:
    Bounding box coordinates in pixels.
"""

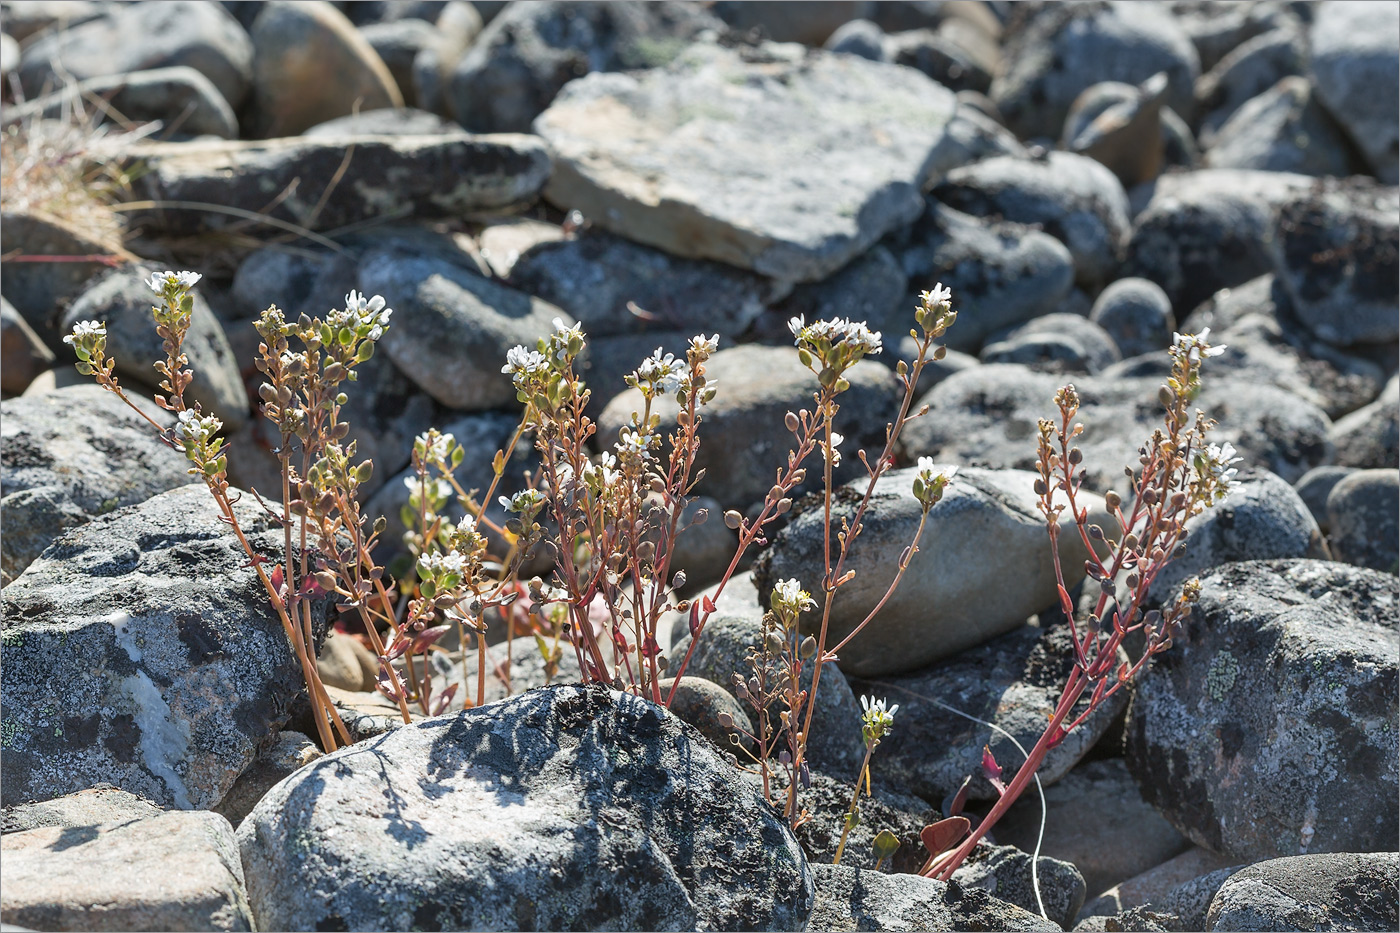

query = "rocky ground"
[2,1,1398,931]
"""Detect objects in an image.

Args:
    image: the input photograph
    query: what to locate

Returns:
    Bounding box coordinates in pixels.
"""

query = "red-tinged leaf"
[920,817,971,858]
[982,745,1007,796]
[269,565,285,594]
[688,601,702,637]
[432,683,458,716]
[702,595,716,614]
[1058,583,1074,618]
[944,775,972,818]
[640,632,661,659]
[411,624,452,653]
[385,636,409,661]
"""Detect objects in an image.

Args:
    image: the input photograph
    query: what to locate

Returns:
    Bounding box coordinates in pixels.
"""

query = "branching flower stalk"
[833,696,898,865]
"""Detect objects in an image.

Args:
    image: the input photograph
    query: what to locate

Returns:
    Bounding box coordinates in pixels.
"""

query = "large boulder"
[809,863,1060,932]
[1203,75,1363,177]
[1308,0,1400,183]
[1127,560,1399,861]
[1205,852,1399,932]
[0,484,329,810]
[237,684,814,931]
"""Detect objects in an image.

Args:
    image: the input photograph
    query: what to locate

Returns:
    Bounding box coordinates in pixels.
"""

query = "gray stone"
[893,202,1075,353]
[303,105,458,137]
[598,344,901,509]
[1126,559,1399,861]
[992,1,1199,142]
[61,265,248,430]
[932,152,1132,291]
[315,630,380,692]
[359,250,570,410]
[755,466,1107,677]
[212,731,322,829]
[1326,469,1400,573]
[1063,75,1171,189]
[0,385,189,585]
[0,296,54,395]
[535,42,958,283]
[1329,374,1399,469]
[850,619,1130,804]
[1091,277,1175,359]
[779,769,936,875]
[809,862,1062,932]
[1,786,161,836]
[767,245,906,347]
[1080,846,1241,926]
[656,676,751,753]
[982,314,1123,375]
[1207,852,1399,932]
[0,1,113,43]
[1309,0,1400,183]
[823,17,885,60]
[2,66,239,138]
[238,684,814,931]
[0,484,330,810]
[886,25,994,95]
[17,0,253,109]
[711,1,861,46]
[1173,0,1303,74]
[129,133,550,237]
[1204,76,1363,177]
[0,810,253,932]
[358,19,438,108]
[1293,465,1358,535]
[953,842,1088,930]
[1195,27,1308,147]
[924,100,1030,180]
[449,0,724,133]
[407,0,483,114]
[344,0,452,25]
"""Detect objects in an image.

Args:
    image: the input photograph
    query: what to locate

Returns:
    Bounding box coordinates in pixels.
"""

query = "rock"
[448,0,723,133]
[1292,465,1357,534]
[1,810,253,932]
[358,18,437,107]
[1124,168,1314,315]
[850,619,1130,803]
[823,17,885,60]
[60,265,248,430]
[1081,846,1241,927]
[932,152,1132,291]
[711,1,860,45]
[316,630,379,692]
[303,105,458,137]
[664,569,765,649]
[507,228,785,338]
[598,344,900,510]
[0,297,54,395]
[924,100,1030,180]
[1326,469,1400,573]
[1173,0,1303,74]
[1,786,161,836]
[981,314,1122,375]
[1204,75,1363,177]
[992,1,1199,142]
[358,249,570,410]
[995,759,1191,899]
[1195,27,1307,147]
[1207,852,1399,932]
[476,217,568,277]
[904,364,1333,494]
[780,769,936,875]
[0,385,188,585]
[128,133,550,237]
[952,842,1088,930]
[16,0,253,109]
[809,863,1062,932]
[1063,75,1171,188]
[246,0,401,137]
[886,26,994,95]
[1126,559,1399,861]
[892,202,1075,353]
[656,676,751,752]
[238,684,814,931]
[1329,374,1399,468]
[344,0,452,25]
[1269,178,1400,349]
[0,1,113,43]
[211,731,321,829]
[1090,277,1175,359]
[669,612,867,781]
[535,42,958,283]
[1309,0,1400,183]
[0,484,330,810]
[2,66,239,138]
[405,0,485,113]
[767,245,906,347]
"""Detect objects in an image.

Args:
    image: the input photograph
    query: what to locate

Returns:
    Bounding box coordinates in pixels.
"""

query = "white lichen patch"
[107,610,141,662]
[120,671,193,809]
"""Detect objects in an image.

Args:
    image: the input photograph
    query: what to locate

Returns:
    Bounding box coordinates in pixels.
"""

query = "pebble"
[1326,468,1400,572]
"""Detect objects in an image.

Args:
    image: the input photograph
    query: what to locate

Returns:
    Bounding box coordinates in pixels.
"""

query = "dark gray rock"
[1063,75,1172,189]
[0,385,189,585]
[1159,863,1246,931]
[766,246,905,349]
[1326,469,1400,573]
[1,484,330,810]
[1126,559,1399,861]
[1091,277,1175,359]
[1206,852,1399,932]
[1309,0,1400,184]
[1292,465,1358,535]
[778,769,936,875]
[211,731,321,829]
[953,842,1088,930]
[344,0,451,25]
[536,42,958,283]
[886,25,994,95]
[982,314,1123,375]
[932,151,1132,291]
[924,100,1030,180]
[1204,76,1363,177]
[448,0,724,133]
[237,684,814,931]
[128,133,550,237]
[809,862,1062,931]
[710,1,861,46]
[302,105,458,137]
[2,66,239,138]
[1329,374,1399,469]
[61,265,248,430]
[992,1,1199,142]
[1,786,161,836]
[16,0,253,108]
[892,202,1075,353]
[1195,27,1308,147]
[850,620,1130,803]
[358,19,438,107]
[0,296,54,396]
[823,17,885,60]
[1172,0,1303,74]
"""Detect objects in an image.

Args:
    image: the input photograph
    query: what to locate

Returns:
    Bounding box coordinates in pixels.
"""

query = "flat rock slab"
[1,786,161,836]
[1206,851,1399,932]
[127,133,551,237]
[809,863,1060,932]
[535,42,956,282]
[1,810,253,932]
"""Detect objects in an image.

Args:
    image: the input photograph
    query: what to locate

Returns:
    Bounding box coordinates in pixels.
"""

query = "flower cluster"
[177,409,222,444]
[789,315,883,357]
[915,284,957,340]
[628,348,687,399]
[1168,327,1226,400]
[615,426,654,464]
[333,290,394,341]
[175,409,226,476]
[418,549,468,578]
[502,345,550,390]
[414,429,461,470]
[912,459,958,512]
[1172,327,1226,365]
[146,270,201,296]
[687,333,719,363]
[1193,441,1242,504]
[860,695,898,744]
[500,488,547,515]
[771,578,816,617]
[63,320,107,374]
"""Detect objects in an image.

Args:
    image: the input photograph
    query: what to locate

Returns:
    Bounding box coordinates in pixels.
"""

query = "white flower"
[1197,441,1243,500]
[402,474,452,504]
[921,283,952,309]
[335,291,393,338]
[455,514,477,535]
[1172,328,1226,364]
[549,317,585,361]
[63,320,106,344]
[790,315,883,356]
[788,315,806,338]
[824,431,844,466]
[176,409,223,443]
[772,578,816,614]
[146,270,202,294]
[416,431,454,464]
[585,451,621,488]
[916,458,956,483]
[860,694,899,741]
[500,489,546,514]
[418,549,468,577]
[631,347,687,396]
[616,427,653,460]
[689,333,719,358]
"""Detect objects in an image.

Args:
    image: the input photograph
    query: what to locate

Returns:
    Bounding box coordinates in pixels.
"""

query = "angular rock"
[128,133,550,237]
[1,786,161,836]
[238,684,814,931]
[1,810,253,932]
[1204,75,1362,177]
[358,18,439,108]
[932,151,1131,291]
[1195,27,1307,147]
[0,385,188,584]
[1309,0,1400,183]
[61,265,248,430]
[302,105,458,137]
[536,42,958,283]
[809,863,1061,932]
[1293,465,1358,535]
[981,314,1122,375]
[850,620,1130,803]
[1207,852,1399,932]
[0,296,54,395]
[1090,277,1175,360]
[952,842,1088,930]
[212,731,322,829]
[16,0,253,108]
[756,466,1106,676]
[247,0,401,137]
[0,484,329,810]
[1326,469,1400,573]
[1126,559,1399,861]
[1329,373,1399,469]
[3,66,239,138]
